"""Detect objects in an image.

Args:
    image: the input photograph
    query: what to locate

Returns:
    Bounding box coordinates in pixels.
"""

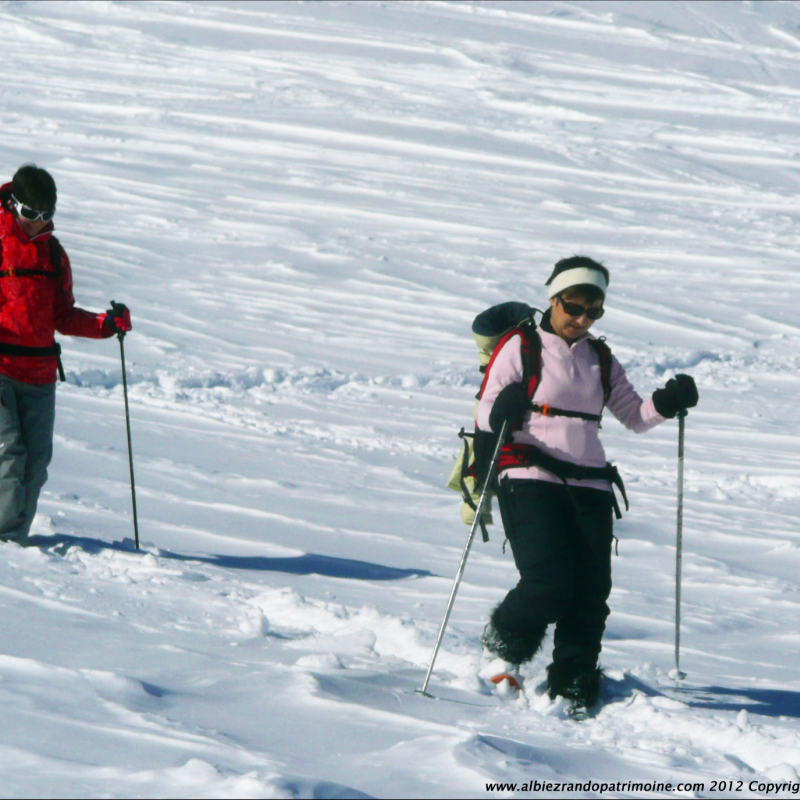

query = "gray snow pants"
[0,374,56,546]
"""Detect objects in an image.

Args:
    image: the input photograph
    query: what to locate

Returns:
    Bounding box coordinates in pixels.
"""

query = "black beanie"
[12,164,57,211]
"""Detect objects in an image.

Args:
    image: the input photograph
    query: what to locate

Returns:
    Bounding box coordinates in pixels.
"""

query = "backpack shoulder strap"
[48,235,63,279]
[0,186,12,214]
[588,336,613,406]
[477,317,541,401]
[517,319,542,401]
[0,189,10,271]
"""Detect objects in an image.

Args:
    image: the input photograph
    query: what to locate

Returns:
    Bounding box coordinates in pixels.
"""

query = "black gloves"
[104,301,132,335]
[652,374,698,419]
[489,382,529,434]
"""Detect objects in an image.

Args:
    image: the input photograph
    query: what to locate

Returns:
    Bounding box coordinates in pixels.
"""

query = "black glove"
[652,374,698,419]
[489,382,529,434]
[103,301,132,335]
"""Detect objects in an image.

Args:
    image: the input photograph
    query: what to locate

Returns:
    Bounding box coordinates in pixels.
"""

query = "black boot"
[481,608,545,666]
[546,660,602,710]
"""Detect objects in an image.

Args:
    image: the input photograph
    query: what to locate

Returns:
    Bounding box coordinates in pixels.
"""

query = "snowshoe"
[547,660,602,717]
[489,672,522,691]
[565,699,593,721]
[478,650,522,696]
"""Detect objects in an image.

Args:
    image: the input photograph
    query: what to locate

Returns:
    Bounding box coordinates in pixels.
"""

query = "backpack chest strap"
[0,269,57,278]
[530,403,602,423]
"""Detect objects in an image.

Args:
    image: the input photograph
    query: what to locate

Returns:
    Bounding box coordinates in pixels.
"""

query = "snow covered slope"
[3,1,800,796]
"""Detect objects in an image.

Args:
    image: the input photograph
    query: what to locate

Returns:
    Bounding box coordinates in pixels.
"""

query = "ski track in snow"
[3,0,800,796]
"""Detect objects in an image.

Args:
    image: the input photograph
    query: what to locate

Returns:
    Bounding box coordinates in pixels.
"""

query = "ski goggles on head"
[558,295,605,320]
[11,194,55,222]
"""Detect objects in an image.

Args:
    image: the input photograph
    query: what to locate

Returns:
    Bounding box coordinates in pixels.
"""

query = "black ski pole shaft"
[674,410,687,680]
[417,420,509,698]
[118,331,140,551]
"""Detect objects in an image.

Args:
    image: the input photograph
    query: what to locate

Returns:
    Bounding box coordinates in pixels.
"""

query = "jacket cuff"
[642,396,668,425]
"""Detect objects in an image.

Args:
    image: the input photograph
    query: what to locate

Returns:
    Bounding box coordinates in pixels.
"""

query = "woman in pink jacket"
[477,256,697,713]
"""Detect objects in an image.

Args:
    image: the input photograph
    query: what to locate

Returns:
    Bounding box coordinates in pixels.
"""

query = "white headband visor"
[547,267,608,299]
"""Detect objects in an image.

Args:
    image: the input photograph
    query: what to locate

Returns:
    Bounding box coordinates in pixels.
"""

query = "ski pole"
[417,420,509,697]
[113,303,139,551]
[673,409,687,681]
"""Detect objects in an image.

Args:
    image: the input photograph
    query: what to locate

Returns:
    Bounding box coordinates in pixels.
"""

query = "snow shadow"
[606,673,800,720]
[278,779,374,800]
[159,549,434,582]
[676,685,800,720]
[27,534,433,582]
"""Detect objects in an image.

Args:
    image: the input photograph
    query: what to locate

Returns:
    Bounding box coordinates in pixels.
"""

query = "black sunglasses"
[558,295,604,320]
[11,194,55,222]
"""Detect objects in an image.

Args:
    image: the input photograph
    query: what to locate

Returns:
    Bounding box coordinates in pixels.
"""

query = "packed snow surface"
[3,1,800,796]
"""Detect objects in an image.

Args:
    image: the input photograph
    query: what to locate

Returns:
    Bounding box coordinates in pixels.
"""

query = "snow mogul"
[0,165,132,546]
[474,256,698,713]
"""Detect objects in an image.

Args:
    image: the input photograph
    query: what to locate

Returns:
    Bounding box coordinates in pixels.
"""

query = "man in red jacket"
[0,164,132,545]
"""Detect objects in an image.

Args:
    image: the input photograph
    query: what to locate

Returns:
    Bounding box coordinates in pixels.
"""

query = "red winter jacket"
[0,183,112,384]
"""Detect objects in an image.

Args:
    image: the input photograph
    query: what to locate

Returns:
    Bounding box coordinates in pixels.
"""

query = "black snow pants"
[494,478,614,667]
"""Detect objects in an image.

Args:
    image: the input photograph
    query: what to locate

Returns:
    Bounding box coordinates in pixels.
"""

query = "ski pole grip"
[110,300,127,340]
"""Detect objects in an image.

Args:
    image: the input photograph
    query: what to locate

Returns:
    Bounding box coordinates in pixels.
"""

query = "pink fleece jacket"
[476,326,665,490]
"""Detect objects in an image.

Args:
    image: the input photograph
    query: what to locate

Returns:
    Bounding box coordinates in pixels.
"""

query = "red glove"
[104,301,132,335]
